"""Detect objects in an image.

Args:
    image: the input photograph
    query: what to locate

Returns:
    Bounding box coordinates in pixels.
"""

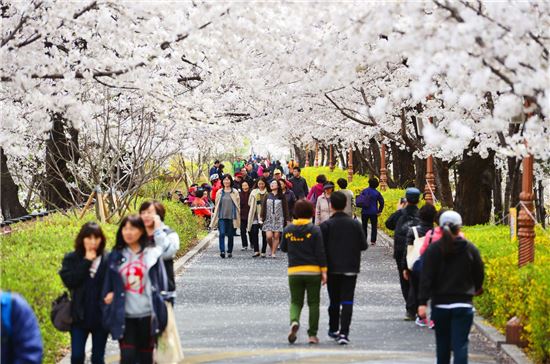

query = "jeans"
[327,274,357,336]
[120,317,154,364]
[250,223,267,253]
[289,275,321,337]
[361,214,378,243]
[431,306,474,364]
[70,326,108,364]
[218,218,234,253]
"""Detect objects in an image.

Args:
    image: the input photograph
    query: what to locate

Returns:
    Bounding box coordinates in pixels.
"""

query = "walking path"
[101,231,496,363]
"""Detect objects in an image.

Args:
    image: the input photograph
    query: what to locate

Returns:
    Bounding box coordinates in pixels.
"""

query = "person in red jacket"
[210,174,222,201]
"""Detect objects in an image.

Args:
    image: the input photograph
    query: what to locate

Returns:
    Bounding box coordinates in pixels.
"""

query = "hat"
[209,173,219,181]
[323,183,335,190]
[439,211,463,227]
[234,172,243,178]
[274,170,282,175]
[405,187,421,203]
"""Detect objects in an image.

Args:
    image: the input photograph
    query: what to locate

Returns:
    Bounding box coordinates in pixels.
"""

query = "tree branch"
[73,1,98,19]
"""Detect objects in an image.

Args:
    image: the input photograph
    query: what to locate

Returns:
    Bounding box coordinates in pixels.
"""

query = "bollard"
[506,316,528,348]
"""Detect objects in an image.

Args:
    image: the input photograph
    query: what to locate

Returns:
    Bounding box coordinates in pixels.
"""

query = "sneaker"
[337,335,350,345]
[308,336,319,345]
[261,253,266,258]
[220,253,226,259]
[404,312,415,321]
[429,320,435,329]
[371,241,376,246]
[227,253,233,258]
[252,252,260,258]
[328,330,339,340]
[288,322,299,344]
[415,316,428,327]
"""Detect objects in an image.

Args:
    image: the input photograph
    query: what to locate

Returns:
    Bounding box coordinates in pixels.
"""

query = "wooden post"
[96,190,106,223]
[329,145,334,171]
[518,153,535,267]
[79,190,96,219]
[314,143,319,167]
[424,116,436,204]
[347,147,353,182]
[380,143,388,191]
[425,155,436,204]
[305,146,310,167]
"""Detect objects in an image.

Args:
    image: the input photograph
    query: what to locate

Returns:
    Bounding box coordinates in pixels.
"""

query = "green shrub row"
[302,166,550,363]
[0,198,205,363]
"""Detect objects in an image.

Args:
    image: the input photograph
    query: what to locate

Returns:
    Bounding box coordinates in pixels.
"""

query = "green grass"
[0,199,204,363]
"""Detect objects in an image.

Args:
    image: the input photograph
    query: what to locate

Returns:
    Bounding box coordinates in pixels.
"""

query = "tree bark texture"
[0,147,29,220]
[455,151,494,225]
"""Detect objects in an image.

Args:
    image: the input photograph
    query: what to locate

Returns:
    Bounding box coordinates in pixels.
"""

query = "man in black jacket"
[289,167,309,199]
[385,187,420,320]
[320,192,368,345]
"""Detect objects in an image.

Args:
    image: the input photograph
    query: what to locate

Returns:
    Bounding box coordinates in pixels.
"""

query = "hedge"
[0,198,205,363]
[302,166,550,362]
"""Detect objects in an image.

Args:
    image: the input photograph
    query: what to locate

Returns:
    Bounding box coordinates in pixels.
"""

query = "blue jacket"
[356,187,384,216]
[1,291,43,364]
[101,249,168,340]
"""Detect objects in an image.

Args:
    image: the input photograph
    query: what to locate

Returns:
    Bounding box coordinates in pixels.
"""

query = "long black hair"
[254,176,269,190]
[114,215,149,251]
[269,179,285,199]
[74,222,107,257]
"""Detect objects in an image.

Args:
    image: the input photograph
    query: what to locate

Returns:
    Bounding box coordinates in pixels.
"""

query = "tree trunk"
[293,145,306,167]
[434,158,454,208]
[535,179,546,227]
[455,151,494,225]
[414,156,426,192]
[369,139,381,177]
[0,148,29,220]
[504,156,521,219]
[42,113,80,210]
[320,146,326,166]
[391,143,415,187]
[493,167,504,224]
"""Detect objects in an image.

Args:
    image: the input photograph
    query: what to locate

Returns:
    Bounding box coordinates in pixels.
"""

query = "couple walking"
[281,192,368,345]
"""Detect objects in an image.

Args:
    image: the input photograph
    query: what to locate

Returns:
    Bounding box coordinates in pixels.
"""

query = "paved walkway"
[102,231,496,363]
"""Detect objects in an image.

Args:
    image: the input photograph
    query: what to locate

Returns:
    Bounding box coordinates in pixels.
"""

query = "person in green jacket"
[281,199,327,345]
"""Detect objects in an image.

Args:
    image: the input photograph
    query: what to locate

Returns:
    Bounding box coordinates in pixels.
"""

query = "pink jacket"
[420,227,465,255]
[307,183,324,202]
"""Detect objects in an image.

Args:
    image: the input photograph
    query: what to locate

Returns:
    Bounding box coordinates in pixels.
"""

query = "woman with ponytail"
[418,211,484,364]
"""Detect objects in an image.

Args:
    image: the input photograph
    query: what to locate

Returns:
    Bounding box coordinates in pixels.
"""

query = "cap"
[234,173,243,178]
[209,173,219,181]
[405,187,421,203]
[439,211,463,227]
[323,183,335,190]
[274,170,282,175]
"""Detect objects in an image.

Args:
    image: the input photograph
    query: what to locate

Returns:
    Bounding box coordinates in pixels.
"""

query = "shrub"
[0,200,205,363]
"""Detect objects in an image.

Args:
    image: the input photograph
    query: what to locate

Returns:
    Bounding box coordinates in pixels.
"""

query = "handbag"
[155,302,184,363]
[406,227,425,270]
[51,292,72,332]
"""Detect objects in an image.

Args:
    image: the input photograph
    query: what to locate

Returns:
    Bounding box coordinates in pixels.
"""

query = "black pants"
[250,223,267,253]
[119,317,154,364]
[394,250,414,315]
[407,270,420,315]
[361,214,378,243]
[240,220,250,248]
[327,274,358,336]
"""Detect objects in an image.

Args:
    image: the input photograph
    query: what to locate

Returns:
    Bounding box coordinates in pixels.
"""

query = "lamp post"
[518,101,535,267]
[305,145,310,167]
[380,143,388,191]
[424,116,436,205]
[347,147,353,182]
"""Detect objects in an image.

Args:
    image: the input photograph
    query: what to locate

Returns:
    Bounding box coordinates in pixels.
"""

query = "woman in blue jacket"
[59,222,109,364]
[102,215,169,364]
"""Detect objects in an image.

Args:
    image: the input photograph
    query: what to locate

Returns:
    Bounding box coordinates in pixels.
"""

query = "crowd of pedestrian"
[1,155,484,364]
